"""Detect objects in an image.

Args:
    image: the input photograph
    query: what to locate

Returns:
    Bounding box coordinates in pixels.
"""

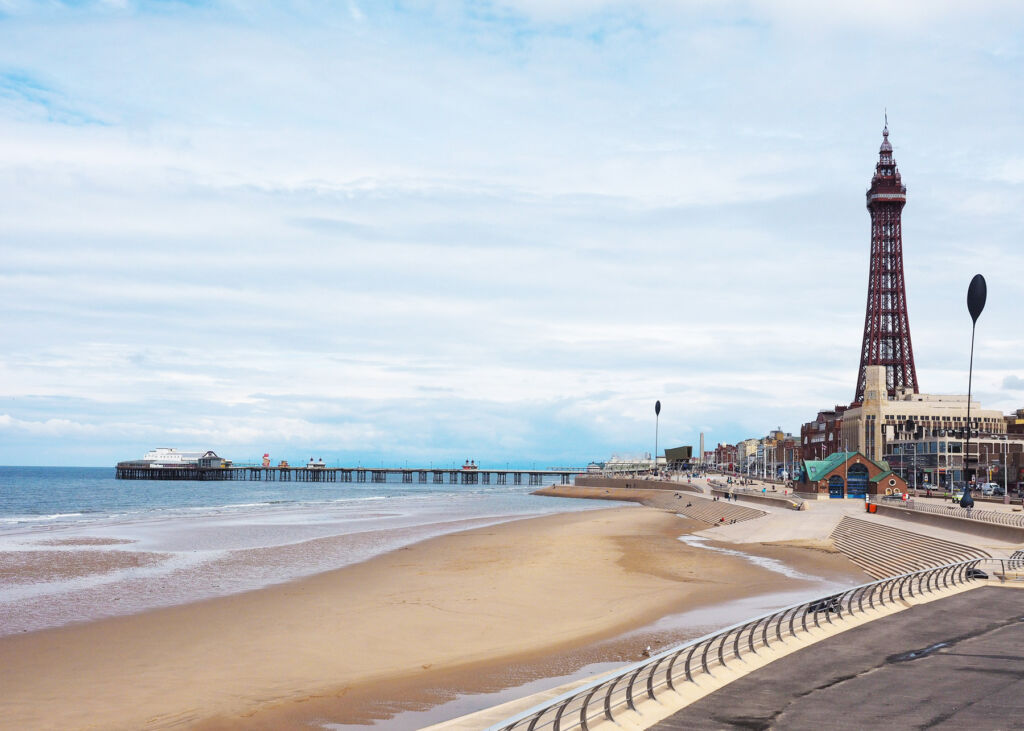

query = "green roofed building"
[799,451,907,499]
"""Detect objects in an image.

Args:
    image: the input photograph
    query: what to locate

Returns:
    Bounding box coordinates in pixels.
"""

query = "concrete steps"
[831,516,989,579]
[674,495,764,526]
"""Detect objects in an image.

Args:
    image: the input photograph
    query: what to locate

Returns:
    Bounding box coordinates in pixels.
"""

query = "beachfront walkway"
[652,586,1024,730]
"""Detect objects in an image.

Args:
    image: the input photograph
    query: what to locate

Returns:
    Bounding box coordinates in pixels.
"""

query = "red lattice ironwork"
[854,123,919,403]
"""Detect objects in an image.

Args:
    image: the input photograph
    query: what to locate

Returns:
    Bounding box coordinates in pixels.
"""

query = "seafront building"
[842,365,1006,463]
[736,438,760,471]
[826,366,1020,494]
[664,446,694,470]
[602,453,657,473]
[713,443,737,471]
[838,366,1024,492]
[799,405,847,461]
[132,448,230,468]
[768,429,799,477]
[706,431,797,480]
[1007,408,1024,435]
[115,449,232,478]
[142,447,206,464]
[798,450,907,498]
[804,367,1022,492]
[883,433,1023,495]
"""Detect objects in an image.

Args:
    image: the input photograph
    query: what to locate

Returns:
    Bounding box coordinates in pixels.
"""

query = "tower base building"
[840,366,1008,487]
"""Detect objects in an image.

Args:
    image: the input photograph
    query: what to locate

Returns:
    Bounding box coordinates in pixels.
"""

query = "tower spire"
[854,124,919,403]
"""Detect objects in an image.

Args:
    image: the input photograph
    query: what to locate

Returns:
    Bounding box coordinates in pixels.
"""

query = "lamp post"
[654,400,661,476]
[1003,436,1010,504]
[962,274,986,508]
[844,438,848,498]
[905,418,917,496]
[913,423,919,496]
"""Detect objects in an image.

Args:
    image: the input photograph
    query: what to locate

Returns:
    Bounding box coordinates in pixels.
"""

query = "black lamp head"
[967,274,987,324]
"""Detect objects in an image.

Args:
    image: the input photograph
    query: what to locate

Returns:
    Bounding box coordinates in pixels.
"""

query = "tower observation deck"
[854,122,919,404]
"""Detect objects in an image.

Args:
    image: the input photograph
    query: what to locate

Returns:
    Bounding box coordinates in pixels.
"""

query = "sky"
[1,1,1024,467]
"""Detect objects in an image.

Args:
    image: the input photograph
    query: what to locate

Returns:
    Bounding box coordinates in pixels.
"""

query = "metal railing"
[487,559,1014,731]
[708,480,805,509]
[880,497,1024,528]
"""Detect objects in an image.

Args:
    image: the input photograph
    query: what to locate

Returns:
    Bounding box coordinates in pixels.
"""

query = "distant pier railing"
[114,464,586,485]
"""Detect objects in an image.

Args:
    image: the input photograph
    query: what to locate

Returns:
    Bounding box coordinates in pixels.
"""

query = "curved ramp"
[831,516,989,579]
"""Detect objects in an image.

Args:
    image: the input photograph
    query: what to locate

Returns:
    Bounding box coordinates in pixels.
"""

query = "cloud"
[288,217,379,238]
[0,414,101,437]
[0,69,113,125]
[1004,375,1024,390]
[1,2,1024,465]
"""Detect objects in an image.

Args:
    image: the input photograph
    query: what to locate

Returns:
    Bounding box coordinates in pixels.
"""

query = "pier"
[114,464,585,485]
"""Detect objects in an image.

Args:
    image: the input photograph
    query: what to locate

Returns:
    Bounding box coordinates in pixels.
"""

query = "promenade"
[654,585,1024,729]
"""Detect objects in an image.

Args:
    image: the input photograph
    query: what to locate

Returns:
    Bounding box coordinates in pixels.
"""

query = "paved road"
[654,586,1024,730]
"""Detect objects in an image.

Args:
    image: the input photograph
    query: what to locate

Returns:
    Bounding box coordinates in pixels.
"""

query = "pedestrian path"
[651,586,1023,731]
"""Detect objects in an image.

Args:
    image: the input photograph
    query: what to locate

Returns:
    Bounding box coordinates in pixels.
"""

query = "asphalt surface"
[653,586,1024,730]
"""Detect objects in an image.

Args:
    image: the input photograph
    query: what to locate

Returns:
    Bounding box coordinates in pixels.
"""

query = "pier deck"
[114,464,583,485]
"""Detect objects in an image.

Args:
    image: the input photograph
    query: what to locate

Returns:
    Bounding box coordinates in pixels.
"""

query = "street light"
[1003,436,1010,504]
[962,274,986,508]
[654,400,661,476]
[905,418,917,496]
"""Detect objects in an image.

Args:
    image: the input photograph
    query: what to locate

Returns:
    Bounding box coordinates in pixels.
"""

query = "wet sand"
[0,548,168,584]
[0,503,864,730]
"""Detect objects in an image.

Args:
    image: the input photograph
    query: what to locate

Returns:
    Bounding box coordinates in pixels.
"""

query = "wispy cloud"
[0,70,109,125]
[1,1,1023,465]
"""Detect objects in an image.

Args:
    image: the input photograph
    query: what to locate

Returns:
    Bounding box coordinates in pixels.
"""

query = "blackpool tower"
[853,122,919,403]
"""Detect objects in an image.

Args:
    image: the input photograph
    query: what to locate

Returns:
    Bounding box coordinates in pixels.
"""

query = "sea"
[0,466,612,635]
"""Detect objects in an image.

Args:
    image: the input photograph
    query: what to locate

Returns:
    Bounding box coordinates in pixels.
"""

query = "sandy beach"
[0,500,864,730]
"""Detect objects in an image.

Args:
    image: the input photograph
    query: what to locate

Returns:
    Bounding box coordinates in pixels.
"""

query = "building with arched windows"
[799,450,907,499]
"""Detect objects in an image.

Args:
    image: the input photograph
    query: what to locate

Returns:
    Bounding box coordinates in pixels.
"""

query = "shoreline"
[0,487,617,636]
[0,501,866,729]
